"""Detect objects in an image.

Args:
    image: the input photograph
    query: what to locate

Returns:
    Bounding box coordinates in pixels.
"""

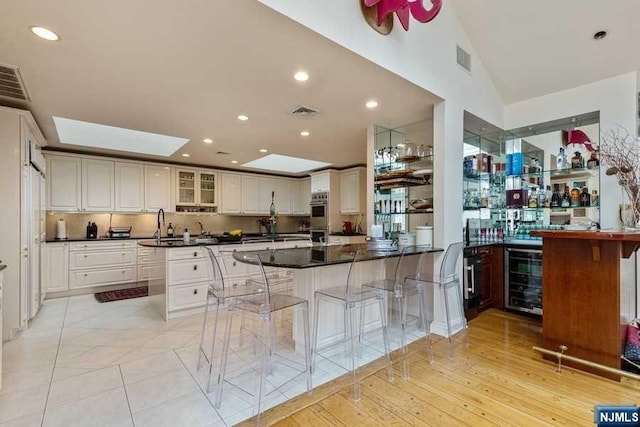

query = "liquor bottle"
[571,151,584,169]
[167,223,174,237]
[551,184,561,207]
[537,185,547,208]
[528,188,538,208]
[586,152,599,169]
[580,187,591,207]
[570,183,581,207]
[591,189,599,206]
[561,186,571,208]
[544,185,552,208]
[557,147,567,170]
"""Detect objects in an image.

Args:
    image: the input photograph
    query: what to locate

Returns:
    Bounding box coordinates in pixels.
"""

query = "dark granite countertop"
[232,244,444,269]
[329,232,367,236]
[138,233,312,248]
[46,236,154,243]
[0,264,5,272]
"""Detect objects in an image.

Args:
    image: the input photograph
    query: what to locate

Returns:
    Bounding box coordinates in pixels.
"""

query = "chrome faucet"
[196,221,205,236]
[156,208,165,243]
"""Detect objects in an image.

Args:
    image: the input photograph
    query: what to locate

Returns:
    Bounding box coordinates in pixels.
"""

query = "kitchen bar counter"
[49,232,309,244]
[138,234,311,248]
[233,244,443,269]
[530,229,640,380]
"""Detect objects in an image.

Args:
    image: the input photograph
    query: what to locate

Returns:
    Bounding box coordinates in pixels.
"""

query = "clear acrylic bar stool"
[405,242,467,359]
[197,247,266,392]
[312,250,393,402]
[214,252,312,425]
[362,246,435,380]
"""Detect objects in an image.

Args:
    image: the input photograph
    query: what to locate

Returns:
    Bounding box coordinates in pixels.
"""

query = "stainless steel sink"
[194,237,218,244]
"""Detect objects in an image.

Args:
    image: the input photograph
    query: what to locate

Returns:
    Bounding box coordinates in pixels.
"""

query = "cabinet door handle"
[193,289,198,295]
[232,261,236,267]
[193,252,198,257]
[84,273,88,277]
[193,265,198,270]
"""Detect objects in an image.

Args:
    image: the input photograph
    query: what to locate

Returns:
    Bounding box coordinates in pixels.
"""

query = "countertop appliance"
[504,247,543,315]
[463,247,482,310]
[108,227,132,239]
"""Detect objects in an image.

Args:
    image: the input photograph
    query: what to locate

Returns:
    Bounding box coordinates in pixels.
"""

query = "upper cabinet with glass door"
[176,168,218,213]
[373,120,434,238]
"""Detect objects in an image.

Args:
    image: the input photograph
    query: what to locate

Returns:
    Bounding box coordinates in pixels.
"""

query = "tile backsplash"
[46,212,307,240]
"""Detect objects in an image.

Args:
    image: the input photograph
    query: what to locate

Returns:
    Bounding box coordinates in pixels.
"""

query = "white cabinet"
[274,179,293,214]
[68,240,136,289]
[82,159,115,211]
[241,175,259,214]
[115,162,144,212]
[176,168,217,207]
[43,243,69,293]
[220,173,242,214]
[295,178,311,215]
[258,177,275,214]
[311,172,330,193]
[47,156,81,211]
[340,168,365,214]
[145,165,174,212]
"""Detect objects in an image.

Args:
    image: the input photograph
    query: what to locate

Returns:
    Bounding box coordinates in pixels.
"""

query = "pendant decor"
[362,0,443,33]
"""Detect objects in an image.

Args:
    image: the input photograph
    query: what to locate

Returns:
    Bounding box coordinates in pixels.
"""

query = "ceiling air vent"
[290,105,319,119]
[216,151,230,155]
[456,45,471,73]
[0,64,30,101]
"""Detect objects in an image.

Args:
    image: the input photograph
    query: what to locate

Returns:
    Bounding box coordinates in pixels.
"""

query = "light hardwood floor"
[240,309,640,426]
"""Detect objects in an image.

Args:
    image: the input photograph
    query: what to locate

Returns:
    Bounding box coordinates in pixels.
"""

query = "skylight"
[242,154,331,173]
[53,117,189,157]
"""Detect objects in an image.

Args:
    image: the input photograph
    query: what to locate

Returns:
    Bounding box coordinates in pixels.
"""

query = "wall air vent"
[0,64,30,101]
[290,105,319,119]
[456,45,471,73]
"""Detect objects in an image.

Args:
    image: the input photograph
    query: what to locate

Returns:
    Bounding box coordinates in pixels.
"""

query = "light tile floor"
[0,294,431,426]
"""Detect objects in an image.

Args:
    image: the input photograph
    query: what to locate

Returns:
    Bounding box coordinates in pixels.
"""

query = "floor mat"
[94,286,148,303]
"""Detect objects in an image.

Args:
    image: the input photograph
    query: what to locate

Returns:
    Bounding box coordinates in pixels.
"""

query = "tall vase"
[619,204,640,231]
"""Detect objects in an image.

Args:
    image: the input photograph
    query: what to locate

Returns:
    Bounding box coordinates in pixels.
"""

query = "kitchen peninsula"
[138,239,442,348]
[531,229,640,380]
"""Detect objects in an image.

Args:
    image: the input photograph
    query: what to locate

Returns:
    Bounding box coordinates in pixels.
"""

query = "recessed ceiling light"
[294,71,310,82]
[593,30,607,40]
[259,149,268,153]
[300,131,310,137]
[231,160,239,164]
[30,26,60,41]
[181,153,190,157]
[237,115,249,121]
[365,100,378,109]
[203,138,213,144]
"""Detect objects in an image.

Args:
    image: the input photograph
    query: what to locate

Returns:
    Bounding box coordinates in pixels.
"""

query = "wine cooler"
[504,247,543,315]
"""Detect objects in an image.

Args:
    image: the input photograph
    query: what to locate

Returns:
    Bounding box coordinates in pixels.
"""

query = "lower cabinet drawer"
[69,266,136,289]
[70,250,136,269]
[138,263,165,281]
[168,282,208,311]
[218,253,247,277]
[168,258,210,285]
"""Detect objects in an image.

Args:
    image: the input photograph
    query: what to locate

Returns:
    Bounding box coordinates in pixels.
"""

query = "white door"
[29,167,41,320]
[340,170,361,213]
[274,179,293,214]
[258,178,275,214]
[298,178,311,215]
[115,162,144,212]
[241,175,259,214]
[43,243,69,293]
[220,173,242,214]
[82,159,114,211]
[47,155,81,211]
[39,175,46,303]
[145,165,173,212]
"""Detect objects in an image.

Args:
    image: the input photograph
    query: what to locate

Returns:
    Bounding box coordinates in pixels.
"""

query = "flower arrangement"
[598,127,640,228]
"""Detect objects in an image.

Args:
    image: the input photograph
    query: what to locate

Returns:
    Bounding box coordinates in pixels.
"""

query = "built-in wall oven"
[310,192,329,243]
[504,247,543,315]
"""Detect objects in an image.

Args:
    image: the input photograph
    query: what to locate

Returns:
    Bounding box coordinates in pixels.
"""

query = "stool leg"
[455,280,470,347]
[358,297,366,358]
[441,284,454,360]
[347,302,360,401]
[377,292,394,383]
[312,296,321,372]
[214,308,234,405]
[302,302,312,394]
[397,294,409,380]
[205,298,222,391]
[197,290,212,370]
[255,312,271,427]
[418,286,434,364]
